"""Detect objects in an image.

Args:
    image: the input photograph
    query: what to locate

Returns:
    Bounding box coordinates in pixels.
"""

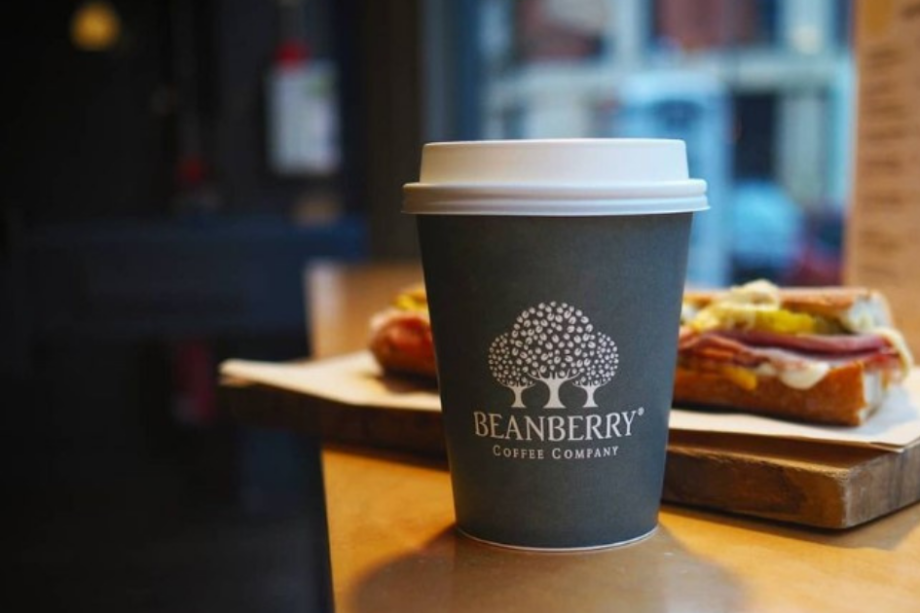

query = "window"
[466,0,854,287]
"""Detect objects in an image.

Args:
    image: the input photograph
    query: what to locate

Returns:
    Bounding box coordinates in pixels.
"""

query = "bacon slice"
[713,329,891,355]
[679,329,902,374]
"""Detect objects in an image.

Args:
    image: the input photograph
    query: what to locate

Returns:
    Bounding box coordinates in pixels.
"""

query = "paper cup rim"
[403,181,708,216]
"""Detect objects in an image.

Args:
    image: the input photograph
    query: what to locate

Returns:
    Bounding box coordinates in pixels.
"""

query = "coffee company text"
[473,408,645,443]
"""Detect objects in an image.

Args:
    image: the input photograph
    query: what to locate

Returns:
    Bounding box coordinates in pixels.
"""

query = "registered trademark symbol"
[637,407,644,416]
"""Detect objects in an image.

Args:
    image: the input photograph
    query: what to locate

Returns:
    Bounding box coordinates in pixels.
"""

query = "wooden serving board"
[220,374,920,530]
[664,430,920,528]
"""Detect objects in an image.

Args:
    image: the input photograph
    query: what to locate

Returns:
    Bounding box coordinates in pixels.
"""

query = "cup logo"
[488,302,618,409]
[476,302,644,462]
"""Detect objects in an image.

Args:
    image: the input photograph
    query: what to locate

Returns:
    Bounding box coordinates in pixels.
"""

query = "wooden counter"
[227,262,920,612]
[322,443,920,613]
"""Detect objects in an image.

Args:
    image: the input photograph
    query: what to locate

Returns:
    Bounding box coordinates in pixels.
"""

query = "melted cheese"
[874,326,915,378]
[778,362,831,390]
[725,279,782,306]
[840,298,890,333]
[754,362,830,390]
[680,302,698,325]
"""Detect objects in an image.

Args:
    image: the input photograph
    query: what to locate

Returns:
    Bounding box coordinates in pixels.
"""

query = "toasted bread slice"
[369,310,437,379]
[673,361,887,426]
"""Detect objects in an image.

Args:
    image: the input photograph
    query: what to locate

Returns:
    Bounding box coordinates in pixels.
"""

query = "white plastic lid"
[403,139,708,216]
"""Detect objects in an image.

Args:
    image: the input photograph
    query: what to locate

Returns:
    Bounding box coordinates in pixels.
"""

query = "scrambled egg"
[688,280,838,335]
[690,303,834,334]
[393,284,428,312]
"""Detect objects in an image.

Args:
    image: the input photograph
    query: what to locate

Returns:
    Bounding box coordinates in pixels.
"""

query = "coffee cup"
[404,139,707,550]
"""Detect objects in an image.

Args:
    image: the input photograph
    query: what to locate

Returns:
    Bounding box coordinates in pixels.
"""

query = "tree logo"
[488,302,619,409]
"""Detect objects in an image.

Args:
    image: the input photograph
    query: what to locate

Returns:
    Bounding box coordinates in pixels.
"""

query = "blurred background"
[3,0,853,611]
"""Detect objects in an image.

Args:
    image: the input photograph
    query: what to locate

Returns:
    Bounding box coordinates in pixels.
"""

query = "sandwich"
[368,280,914,426]
[368,284,437,379]
[676,279,913,426]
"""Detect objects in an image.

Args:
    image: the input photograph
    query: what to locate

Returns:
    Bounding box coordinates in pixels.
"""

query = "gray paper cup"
[404,139,707,551]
